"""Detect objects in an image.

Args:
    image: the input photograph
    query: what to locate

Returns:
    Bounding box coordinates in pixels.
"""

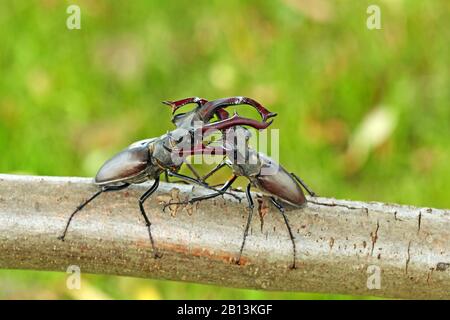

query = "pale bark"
[0,174,448,299]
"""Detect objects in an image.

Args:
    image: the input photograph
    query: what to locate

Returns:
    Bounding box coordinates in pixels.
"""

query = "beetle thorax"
[151,138,183,172]
[230,148,262,177]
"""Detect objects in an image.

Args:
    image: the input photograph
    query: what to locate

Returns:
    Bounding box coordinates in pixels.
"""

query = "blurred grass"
[0,0,448,299]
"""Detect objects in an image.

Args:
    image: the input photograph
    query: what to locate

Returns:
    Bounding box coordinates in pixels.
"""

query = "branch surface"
[0,174,449,299]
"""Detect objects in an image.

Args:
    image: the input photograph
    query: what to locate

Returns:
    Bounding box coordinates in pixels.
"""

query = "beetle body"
[59,96,275,260]
[95,139,156,186]
[165,100,315,268]
[208,126,309,208]
[242,151,307,207]
[94,136,182,186]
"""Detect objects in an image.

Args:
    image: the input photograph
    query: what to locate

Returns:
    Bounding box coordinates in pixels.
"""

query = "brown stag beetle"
[164,97,316,269]
[58,97,276,259]
[162,96,277,129]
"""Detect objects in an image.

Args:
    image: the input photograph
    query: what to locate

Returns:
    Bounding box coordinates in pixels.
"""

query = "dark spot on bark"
[417,212,422,233]
[393,211,403,221]
[405,241,411,274]
[370,220,379,256]
[436,262,450,271]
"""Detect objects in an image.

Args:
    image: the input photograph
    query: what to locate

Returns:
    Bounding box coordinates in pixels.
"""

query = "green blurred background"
[0,0,449,299]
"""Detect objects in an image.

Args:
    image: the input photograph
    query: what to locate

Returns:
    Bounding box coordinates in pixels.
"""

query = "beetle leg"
[138,177,162,258]
[164,170,170,183]
[166,170,211,189]
[236,183,255,265]
[270,197,297,269]
[184,162,202,180]
[198,96,277,122]
[201,157,228,182]
[169,143,228,185]
[162,164,191,185]
[162,97,208,114]
[58,183,130,241]
[170,143,233,187]
[165,171,240,203]
[163,175,238,211]
[291,173,317,197]
[209,184,244,193]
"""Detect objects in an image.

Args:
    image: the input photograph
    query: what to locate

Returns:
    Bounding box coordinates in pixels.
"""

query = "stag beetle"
[163,97,316,269]
[58,97,276,259]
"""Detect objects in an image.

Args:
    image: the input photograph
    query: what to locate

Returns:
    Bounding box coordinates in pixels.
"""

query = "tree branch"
[0,174,448,299]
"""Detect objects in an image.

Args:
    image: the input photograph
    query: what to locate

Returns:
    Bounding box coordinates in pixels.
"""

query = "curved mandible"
[162,97,208,114]
[162,97,230,123]
[201,113,273,135]
[197,96,277,123]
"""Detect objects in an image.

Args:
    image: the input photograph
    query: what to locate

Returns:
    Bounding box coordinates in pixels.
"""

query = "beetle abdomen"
[255,157,306,207]
[95,145,150,185]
